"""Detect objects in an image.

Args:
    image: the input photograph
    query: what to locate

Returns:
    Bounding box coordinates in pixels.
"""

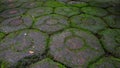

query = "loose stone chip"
[70,14,107,33]
[104,15,120,28]
[50,29,104,68]
[0,8,25,18]
[0,29,48,66]
[81,7,108,17]
[29,58,66,68]
[99,29,120,58]
[33,14,69,34]
[27,7,53,17]
[55,6,80,17]
[90,57,120,68]
[0,15,33,33]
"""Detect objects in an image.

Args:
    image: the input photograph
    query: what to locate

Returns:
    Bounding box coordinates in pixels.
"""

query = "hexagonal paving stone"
[33,14,69,34]
[81,7,108,17]
[54,7,80,17]
[67,1,88,7]
[89,1,111,8]
[0,0,17,3]
[2,2,22,9]
[29,58,66,68]
[99,29,120,58]
[0,15,33,33]
[27,7,53,17]
[21,2,43,9]
[70,14,107,33]
[89,57,120,68]
[49,29,104,68]
[104,15,120,28]
[0,29,48,66]
[44,1,65,7]
[0,8,25,18]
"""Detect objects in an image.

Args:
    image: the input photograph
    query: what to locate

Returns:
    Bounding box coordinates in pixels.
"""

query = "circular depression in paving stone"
[0,8,25,18]
[99,29,120,58]
[50,29,104,68]
[70,14,106,33]
[104,15,120,28]
[21,2,43,9]
[27,7,53,17]
[29,58,66,68]
[33,14,69,34]
[0,15,33,33]
[81,7,108,17]
[55,7,80,17]
[0,29,48,66]
[90,57,120,68]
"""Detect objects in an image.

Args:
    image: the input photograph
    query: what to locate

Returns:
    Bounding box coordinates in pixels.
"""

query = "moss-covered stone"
[0,8,25,18]
[70,14,107,33]
[29,58,66,68]
[104,15,120,28]
[107,5,120,15]
[27,7,53,17]
[99,29,120,58]
[55,6,80,17]
[33,14,69,34]
[21,2,43,9]
[0,15,33,33]
[67,1,88,7]
[89,57,120,68]
[81,7,108,17]
[0,29,48,67]
[44,1,66,7]
[50,28,104,68]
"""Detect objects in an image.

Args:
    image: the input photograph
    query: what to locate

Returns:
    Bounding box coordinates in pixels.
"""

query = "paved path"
[0,0,120,68]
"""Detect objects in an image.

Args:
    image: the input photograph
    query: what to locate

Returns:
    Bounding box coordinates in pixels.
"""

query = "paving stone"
[27,7,53,17]
[0,29,48,66]
[107,5,120,15]
[55,6,80,17]
[44,1,66,7]
[29,58,66,68]
[89,57,120,68]
[99,29,120,58]
[89,1,111,8]
[67,1,88,7]
[70,14,107,33]
[81,7,108,17]
[2,2,22,9]
[33,14,69,34]
[21,2,43,9]
[104,15,120,28]
[0,0,17,4]
[50,29,104,68]
[0,15,33,33]
[0,8,25,18]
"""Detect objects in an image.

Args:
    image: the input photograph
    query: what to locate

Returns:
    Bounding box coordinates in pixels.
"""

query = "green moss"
[0,60,9,68]
[0,32,5,40]
[44,1,66,7]
[81,7,108,17]
[67,2,88,7]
